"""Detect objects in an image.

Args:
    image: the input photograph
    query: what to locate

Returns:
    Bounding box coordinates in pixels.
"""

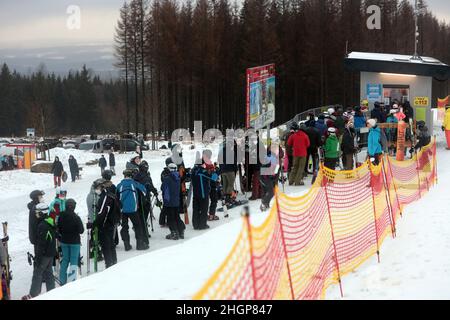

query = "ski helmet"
[93,178,106,191]
[123,168,134,178]
[168,163,178,172]
[35,203,49,217]
[30,190,45,201]
[290,122,299,131]
[66,198,77,210]
[56,187,67,197]
[328,127,337,134]
[102,169,113,181]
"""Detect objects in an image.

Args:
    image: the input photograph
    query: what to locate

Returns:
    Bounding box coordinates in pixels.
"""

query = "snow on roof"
[347,52,448,66]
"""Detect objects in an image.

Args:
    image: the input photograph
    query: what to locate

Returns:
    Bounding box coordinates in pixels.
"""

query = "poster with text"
[246,64,276,129]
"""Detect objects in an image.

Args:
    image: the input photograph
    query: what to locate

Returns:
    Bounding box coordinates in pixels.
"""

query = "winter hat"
[123,169,134,178]
[390,109,398,114]
[367,118,377,127]
[327,107,335,115]
[66,199,77,211]
[35,203,49,218]
[56,187,67,196]
[102,169,113,180]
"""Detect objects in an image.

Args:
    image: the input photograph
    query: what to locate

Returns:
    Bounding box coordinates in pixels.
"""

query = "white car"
[0,139,11,147]
[78,140,104,153]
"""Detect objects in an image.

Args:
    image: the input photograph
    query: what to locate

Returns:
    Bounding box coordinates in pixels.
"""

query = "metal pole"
[368,162,381,263]
[381,158,396,238]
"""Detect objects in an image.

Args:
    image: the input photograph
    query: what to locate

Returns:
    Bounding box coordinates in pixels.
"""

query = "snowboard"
[217,200,250,212]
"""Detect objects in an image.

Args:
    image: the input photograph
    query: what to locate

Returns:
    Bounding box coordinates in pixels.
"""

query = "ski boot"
[21,294,33,300]
[166,232,179,240]
[179,231,185,240]
[124,242,132,251]
[136,242,149,251]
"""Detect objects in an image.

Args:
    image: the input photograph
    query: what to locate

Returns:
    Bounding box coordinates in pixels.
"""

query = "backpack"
[106,191,122,225]
[379,129,388,152]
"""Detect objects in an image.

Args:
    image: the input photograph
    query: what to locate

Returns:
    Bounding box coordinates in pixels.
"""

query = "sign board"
[246,64,276,129]
[26,128,35,138]
[366,84,382,102]
[413,96,429,107]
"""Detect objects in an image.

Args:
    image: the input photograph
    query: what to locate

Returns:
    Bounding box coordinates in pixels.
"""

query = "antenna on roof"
[411,0,423,61]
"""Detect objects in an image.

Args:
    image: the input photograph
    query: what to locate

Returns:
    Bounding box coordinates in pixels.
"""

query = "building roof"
[344,51,450,81]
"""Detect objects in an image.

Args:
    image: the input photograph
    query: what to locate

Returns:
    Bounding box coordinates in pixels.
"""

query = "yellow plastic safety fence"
[194,139,437,300]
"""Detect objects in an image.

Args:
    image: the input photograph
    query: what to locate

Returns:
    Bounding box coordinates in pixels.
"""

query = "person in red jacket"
[287,124,310,186]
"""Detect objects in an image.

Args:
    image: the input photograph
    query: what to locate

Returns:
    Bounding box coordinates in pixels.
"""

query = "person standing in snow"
[28,190,45,255]
[109,148,116,175]
[443,106,450,150]
[287,123,310,186]
[99,155,107,176]
[22,203,56,300]
[161,163,185,240]
[341,121,357,170]
[324,127,340,170]
[57,199,84,285]
[49,187,67,224]
[367,118,383,165]
[68,155,79,182]
[117,169,148,251]
[89,178,119,268]
[260,147,278,211]
[51,156,64,188]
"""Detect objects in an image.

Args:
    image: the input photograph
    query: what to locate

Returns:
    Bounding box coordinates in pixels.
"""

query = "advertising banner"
[366,84,382,102]
[413,96,429,107]
[246,64,276,129]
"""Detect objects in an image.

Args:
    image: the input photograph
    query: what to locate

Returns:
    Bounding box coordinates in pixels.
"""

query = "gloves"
[86,222,93,229]
[155,198,163,208]
[442,126,445,132]
[370,157,375,164]
[211,173,219,182]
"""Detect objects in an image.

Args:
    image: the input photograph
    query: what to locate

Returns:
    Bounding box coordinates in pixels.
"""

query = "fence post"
[243,206,258,300]
[381,158,396,238]
[368,162,381,263]
[415,152,422,199]
[274,188,296,300]
[386,156,403,217]
[322,166,344,298]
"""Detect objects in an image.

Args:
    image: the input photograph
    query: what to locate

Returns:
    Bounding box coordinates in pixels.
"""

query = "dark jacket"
[95,185,119,228]
[371,107,386,124]
[36,217,57,258]
[191,165,218,199]
[51,160,64,176]
[68,158,79,174]
[57,208,84,244]
[28,200,40,245]
[134,171,158,197]
[161,171,181,207]
[109,153,116,167]
[314,119,328,138]
[218,141,238,173]
[403,102,414,122]
[304,127,322,152]
[415,126,431,150]
[99,156,107,168]
[341,127,357,154]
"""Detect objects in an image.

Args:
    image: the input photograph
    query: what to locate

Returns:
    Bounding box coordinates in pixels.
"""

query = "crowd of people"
[0,154,15,171]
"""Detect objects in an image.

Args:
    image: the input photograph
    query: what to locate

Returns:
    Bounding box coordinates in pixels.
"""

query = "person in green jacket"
[324,127,340,169]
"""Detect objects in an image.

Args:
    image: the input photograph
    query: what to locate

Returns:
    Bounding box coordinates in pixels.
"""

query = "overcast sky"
[0,0,449,76]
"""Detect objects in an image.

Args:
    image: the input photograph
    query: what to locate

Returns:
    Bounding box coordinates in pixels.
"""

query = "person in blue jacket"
[161,163,185,240]
[367,118,383,165]
[314,114,328,141]
[117,169,148,251]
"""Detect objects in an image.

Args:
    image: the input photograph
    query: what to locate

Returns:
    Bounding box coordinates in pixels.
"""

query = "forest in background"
[1,0,450,137]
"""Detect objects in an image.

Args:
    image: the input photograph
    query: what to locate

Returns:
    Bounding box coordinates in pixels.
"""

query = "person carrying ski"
[23,203,56,299]
[109,148,116,175]
[117,169,148,251]
[367,118,383,165]
[324,127,340,170]
[68,155,79,182]
[99,155,107,176]
[161,163,185,240]
[287,123,310,186]
[133,160,160,245]
[28,190,45,255]
[88,178,120,268]
[51,156,64,188]
[57,199,84,285]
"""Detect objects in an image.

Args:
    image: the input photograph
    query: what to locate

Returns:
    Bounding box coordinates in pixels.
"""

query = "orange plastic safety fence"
[194,139,437,300]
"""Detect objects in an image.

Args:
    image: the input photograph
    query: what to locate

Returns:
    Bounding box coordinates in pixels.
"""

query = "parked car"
[116,139,143,152]
[101,138,120,151]
[61,140,77,149]
[78,140,104,153]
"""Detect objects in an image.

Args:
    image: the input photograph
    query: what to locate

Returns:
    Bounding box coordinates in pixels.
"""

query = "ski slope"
[3,132,450,300]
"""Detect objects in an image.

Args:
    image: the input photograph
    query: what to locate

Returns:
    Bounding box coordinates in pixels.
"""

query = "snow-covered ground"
[2,128,450,300]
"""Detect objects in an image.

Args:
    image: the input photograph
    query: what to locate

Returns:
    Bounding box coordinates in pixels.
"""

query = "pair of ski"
[87,193,100,274]
[1,222,11,300]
